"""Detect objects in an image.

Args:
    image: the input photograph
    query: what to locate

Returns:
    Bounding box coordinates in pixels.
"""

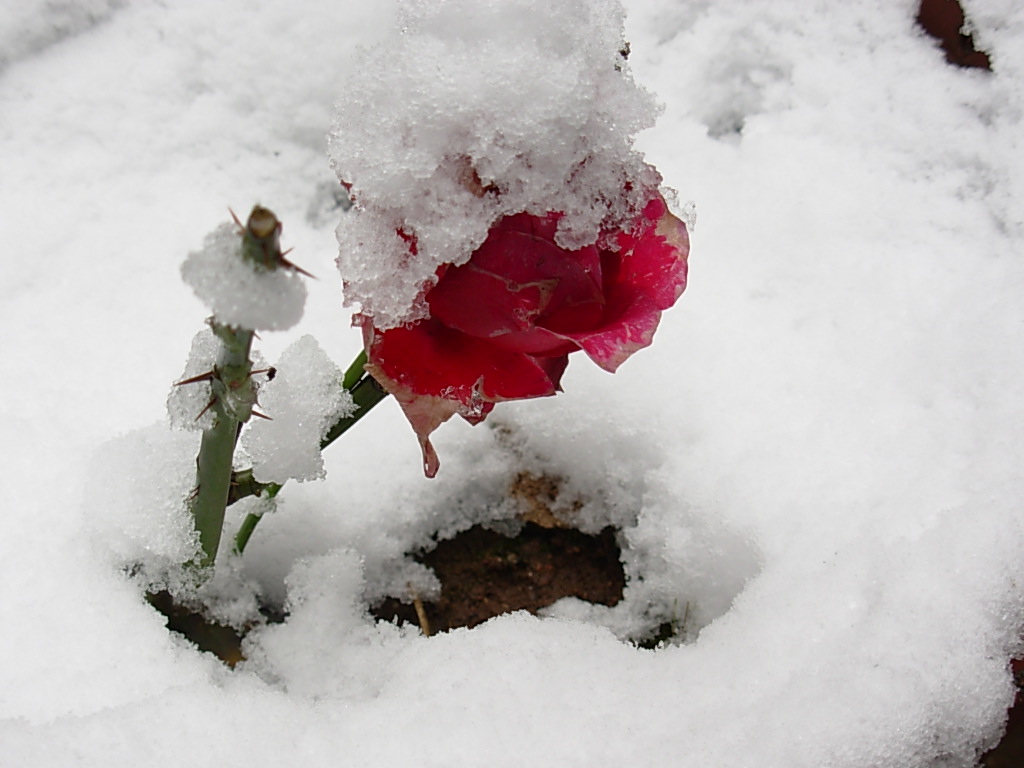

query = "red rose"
[361,191,689,477]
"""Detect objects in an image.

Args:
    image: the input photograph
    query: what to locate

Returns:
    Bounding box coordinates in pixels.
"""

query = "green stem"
[193,421,237,567]
[232,510,261,556]
[321,372,389,450]
[231,482,280,554]
[342,348,368,390]
[227,468,279,507]
[190,327,254,568]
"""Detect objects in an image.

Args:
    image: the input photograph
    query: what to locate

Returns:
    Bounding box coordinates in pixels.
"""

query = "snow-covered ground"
[2,1,1023,766]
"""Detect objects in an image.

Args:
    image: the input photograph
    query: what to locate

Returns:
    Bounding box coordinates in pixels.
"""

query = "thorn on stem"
[250,367,277,381]
[174,370,216,387]
[228,207,245,233]
[195,396,218,422]
[278,252,316,279]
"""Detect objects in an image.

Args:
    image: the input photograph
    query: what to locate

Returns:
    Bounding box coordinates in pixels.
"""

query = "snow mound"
[87,423,200,574]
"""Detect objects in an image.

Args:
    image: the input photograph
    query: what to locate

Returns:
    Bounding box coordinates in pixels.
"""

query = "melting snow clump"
[242,335,355,484]
[181,222,306,331]
[166,327,221,431]
[329,0,663,329]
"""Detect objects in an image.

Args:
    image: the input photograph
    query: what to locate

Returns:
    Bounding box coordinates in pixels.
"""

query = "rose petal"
[428,212,608,357]
[611,195,690,310]
[534,354,570,391]
[428,262,555,339]
[364,359,457,478]
[428,263,582,357]
[442,213,605,323]
[564,300,664,372]
[563,197,689,372]
[365,318,567,475]
[368,318,563,403]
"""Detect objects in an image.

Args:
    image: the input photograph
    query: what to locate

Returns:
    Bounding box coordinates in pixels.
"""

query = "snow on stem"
[185,206,289,569]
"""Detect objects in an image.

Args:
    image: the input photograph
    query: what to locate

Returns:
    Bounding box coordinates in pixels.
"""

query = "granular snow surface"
[1,2,1023,767]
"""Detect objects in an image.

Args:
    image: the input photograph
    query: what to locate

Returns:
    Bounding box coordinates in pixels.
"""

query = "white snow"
[242,334,355,484]
[87,423,201,576]
[1,1,1024,767]
[166,327,221,431]
[181,221,307,331]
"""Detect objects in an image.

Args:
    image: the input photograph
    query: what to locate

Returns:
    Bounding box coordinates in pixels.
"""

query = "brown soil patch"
[150,520,626,666]
[147,590,247,668]
[917,0,991,70]
[372,522,624,633]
